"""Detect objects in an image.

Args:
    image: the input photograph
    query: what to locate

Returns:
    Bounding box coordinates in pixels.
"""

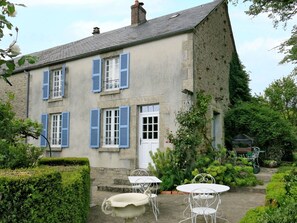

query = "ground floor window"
[51,113,62,147]
[103,108,119,147]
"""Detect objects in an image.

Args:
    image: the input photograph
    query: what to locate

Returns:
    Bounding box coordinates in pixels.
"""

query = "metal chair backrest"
[191,173,216,184]
[189,187,220,213]
[130,168,149,176]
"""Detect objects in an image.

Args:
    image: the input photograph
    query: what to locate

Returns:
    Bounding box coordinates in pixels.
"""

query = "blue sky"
[4,0,297,95]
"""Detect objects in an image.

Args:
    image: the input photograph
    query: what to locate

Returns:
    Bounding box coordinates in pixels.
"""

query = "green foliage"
[240,166,297,223]
[38,157,90,168]
[229,52,251,106]
[0,161,90,223]
[239,206,268,223]
[0,1,37,85]
[224,101,297,161]
[167,92,212,180]
[149,148,183,191]
[262,72,297,127]
[150,92,260,190]
[0,95,43,169]
[230,0,297,65]
[188,148,258,187]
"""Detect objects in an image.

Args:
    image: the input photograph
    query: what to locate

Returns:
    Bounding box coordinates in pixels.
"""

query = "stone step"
[97,184,132,193]
[230,184,266,194]
[113,178,130,185]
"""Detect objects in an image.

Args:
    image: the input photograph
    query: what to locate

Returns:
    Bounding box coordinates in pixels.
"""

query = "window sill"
[46,147,62,152]
[48,97,63,103]
[99,147,120,153]
[100,89,120,96]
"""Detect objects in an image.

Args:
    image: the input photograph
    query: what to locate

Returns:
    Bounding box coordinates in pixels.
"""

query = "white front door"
[138,105,159,168]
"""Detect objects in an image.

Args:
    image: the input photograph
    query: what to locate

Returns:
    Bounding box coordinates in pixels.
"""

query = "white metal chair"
[135,177,159,221]
[188,188,221,223]
[130,168,149,193]
[191,173,216,184]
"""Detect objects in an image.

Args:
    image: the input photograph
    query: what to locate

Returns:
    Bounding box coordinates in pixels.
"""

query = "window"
[104,57,119,90]
[52,69,63,98]
[89,106,130,149]
[92,53,130,93]
[42,64,66,100]
[40,112,70,148]
[51,113,62,146]
[103,109,119,147]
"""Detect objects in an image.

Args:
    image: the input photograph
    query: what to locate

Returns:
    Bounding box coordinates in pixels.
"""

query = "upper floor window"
[92,53,129,93]
[52,69,63,98]
[42,64,66,100]
[105,57,119,90]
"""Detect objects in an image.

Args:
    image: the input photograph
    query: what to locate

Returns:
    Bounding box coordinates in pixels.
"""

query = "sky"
[4,0,297,95]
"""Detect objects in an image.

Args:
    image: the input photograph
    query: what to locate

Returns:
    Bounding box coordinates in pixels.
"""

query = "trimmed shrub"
[38,157,90,167]
[0,159,90,223]
[240,166,297,223]
[239,206,267,223]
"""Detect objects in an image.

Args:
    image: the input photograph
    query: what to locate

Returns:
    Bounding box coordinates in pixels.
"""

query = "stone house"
[1,0,236,170]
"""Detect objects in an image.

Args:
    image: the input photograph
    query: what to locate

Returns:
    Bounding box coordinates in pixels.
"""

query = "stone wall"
[193,2,235,146]
[0,73,28,119]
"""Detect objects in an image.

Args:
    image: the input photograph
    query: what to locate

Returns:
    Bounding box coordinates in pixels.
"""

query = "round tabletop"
[176,183,230,193]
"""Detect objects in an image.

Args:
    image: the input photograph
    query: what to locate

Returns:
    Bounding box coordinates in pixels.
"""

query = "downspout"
[24,70,30,118]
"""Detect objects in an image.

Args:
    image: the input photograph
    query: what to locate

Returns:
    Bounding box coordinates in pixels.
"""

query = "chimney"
[92,27,100,35]
[131,0,147,25]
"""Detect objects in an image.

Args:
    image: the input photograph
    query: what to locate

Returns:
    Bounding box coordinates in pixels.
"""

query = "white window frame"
[51,113,62,147]
[52,69,62,98]
[104,57,119,90]
[103,108,119,147]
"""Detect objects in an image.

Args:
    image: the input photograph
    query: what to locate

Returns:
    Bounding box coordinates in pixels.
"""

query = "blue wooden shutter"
[119,53,129,89]
[90,109,100,148]
[40,114,48,147]
[119,106,130,148]
[42,70,50,100]
[61,64,66,97]
[61,112,70,148]
[92,58,101,92]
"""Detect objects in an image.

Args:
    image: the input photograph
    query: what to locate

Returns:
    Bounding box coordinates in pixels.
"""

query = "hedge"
[240,166,297,223]
[0,158,90,223]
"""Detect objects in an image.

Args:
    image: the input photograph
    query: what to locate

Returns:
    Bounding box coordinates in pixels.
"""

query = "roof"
[16,0,224,72]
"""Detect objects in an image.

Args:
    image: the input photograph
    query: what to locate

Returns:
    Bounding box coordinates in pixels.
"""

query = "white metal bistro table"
[176,183,230,194]
[128,176,162,184]
[176,183,230,223]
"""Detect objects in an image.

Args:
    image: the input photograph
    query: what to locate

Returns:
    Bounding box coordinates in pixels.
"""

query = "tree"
[229,52,251,106]
[262,69,297,126]
[0,1,36,85]
[0,94,42,169]
[230,0,297,65]
[225,101,297,162]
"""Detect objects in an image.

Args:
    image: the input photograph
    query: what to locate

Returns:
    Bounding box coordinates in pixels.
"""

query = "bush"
[0,95,43,169]
[225,102,297,161]
[240,166,297,223]
[0,159,90,223]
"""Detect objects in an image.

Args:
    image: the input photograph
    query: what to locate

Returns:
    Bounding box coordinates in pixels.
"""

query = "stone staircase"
[231,167,277,194]
[97,178,133,193]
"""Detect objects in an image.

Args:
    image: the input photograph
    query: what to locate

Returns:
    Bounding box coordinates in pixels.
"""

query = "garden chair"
[135,177,159,221]
[191,173,216,184]
[130,168,149,192]
[188,188,221,223]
